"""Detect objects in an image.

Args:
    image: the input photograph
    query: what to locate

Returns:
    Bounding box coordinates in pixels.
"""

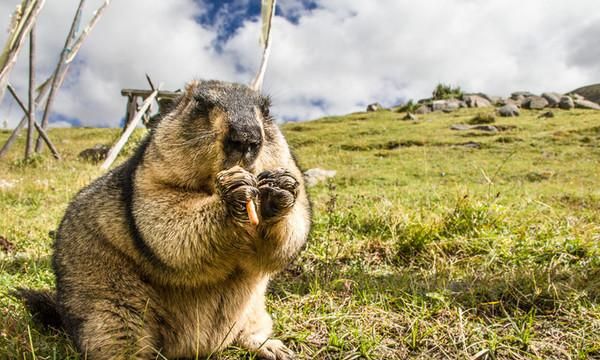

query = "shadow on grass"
[272,257,599,317]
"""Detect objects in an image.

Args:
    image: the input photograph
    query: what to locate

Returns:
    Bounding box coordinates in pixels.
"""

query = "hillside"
[571,83,600,104]
[1,107,599,359]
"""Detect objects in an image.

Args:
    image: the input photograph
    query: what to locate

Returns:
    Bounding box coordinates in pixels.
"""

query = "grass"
[1,107,599,359]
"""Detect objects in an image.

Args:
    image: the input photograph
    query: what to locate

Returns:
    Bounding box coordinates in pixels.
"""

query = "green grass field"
[1,107,599,359]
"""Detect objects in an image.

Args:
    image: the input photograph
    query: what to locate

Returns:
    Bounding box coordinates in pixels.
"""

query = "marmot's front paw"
[216,166,258,223]
[257,168,299,220]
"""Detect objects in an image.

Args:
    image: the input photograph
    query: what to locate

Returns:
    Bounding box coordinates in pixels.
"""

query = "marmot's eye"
[194,96,212,111]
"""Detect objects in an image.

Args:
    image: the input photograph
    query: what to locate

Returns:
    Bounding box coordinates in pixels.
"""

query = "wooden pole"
[0,0,46,106]
[101,90,158,170]
[35,0,86,153]
[123,95,137,132]
[250,0,277,91]
[6,84,60,159]
[25,25,36,159]
[64,0,111,64]
[0,75,50,159]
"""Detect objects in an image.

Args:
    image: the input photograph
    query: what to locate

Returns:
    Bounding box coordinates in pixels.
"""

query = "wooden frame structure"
[120,88,179,129]
[0,0,110,161]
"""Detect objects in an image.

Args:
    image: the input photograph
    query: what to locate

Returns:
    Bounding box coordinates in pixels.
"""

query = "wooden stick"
[0,117,27,159]
[0,76,51,159]
[250,0,277,91]
[25,25,36,159]
[101,89,158,170]
[145,73,155,91]
[64,0,112,64]
[6,84,60,159]
[35,0,86,153]
[0,0,46,105]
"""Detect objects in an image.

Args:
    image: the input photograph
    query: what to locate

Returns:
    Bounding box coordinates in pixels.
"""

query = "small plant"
[432,83,463,100]
[396,99,418,113]
[468,113,496,125]
[10,153,44,169]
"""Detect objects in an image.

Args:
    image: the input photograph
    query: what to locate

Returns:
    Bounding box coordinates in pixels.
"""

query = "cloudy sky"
[0,0,599,128]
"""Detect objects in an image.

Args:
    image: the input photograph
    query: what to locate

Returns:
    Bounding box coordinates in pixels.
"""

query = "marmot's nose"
[225,123,263,156]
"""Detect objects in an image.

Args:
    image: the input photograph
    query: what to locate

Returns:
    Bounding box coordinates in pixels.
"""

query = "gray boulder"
[538,110,555,119]
[511,91,535,99]
[415,104,431,114]
[450,124,498,132]
[484,95,503,105]
[574,99,600,110]
[450,124,471,131]
[571,93,584,101]
[523,96,549,110]
[78,144,110,162]
[366,103,382,112]
[431,100,448,111]
[498,104,520,117]
[559,96,574,110]
[304,168,336,187]
[463,94,492,108]
[431,99,462,111]
[542,92,562,107]
[498,98,521,107]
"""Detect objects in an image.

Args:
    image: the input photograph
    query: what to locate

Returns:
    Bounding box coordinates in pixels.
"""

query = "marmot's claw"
[257,168,299,197]
[216,166,258,222]
[257,168,299,220]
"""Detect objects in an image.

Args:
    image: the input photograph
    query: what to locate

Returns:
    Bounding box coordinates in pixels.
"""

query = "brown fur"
[21,80,311,359]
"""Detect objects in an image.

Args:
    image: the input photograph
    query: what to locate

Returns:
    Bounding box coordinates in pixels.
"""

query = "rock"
[78,144,110,162]
[537,110,555,119]
[482,95,502,105]
[446,99,462,110]
[461,141,481,149]
[471,125,498,132]
[0,235,15,253]
[431,99,461,112]
[450,124,497,132]
[463,94,492,108]
[450,124,472,131]
[571,93,584,101]
[366,103,382,112]
[497,98,521,107]
[511,91,535,99]
[431,100,448,111]
[304,168,336,187]
[574,99,600,110]
[523,95,549,110]
[559,96,574,110]
[414,104,431,114]
[402,112,417,121]
[498,104,520,117]
[542,92,562,107]
[0,179,16,189]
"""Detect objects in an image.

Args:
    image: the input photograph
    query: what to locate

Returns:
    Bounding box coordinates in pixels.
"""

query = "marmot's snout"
[223,118,263,167]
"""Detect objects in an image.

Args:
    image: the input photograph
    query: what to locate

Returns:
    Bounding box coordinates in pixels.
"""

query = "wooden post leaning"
[6,84,60,160]
[100,89,158,170]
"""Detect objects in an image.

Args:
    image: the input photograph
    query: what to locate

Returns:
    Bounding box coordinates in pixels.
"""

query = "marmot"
[17,80,311,359]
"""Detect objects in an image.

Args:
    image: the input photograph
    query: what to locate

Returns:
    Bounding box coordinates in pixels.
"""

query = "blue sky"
[0,0,599,128]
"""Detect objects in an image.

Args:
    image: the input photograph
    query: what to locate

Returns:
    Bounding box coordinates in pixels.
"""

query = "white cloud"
[1,0,600,127]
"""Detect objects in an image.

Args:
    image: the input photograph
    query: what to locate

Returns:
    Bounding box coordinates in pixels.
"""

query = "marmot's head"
[148,80,274,189]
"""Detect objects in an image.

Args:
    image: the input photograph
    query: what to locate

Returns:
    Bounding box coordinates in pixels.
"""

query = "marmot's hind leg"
[236,299,295,360]
[75,299,161,360]
[55,242,164,359]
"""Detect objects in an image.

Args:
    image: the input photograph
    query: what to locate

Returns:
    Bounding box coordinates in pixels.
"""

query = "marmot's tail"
[12,288,62,329]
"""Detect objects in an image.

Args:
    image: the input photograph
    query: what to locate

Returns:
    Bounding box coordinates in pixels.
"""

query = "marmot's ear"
[260,96,272,118]
[184,80,201,94]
